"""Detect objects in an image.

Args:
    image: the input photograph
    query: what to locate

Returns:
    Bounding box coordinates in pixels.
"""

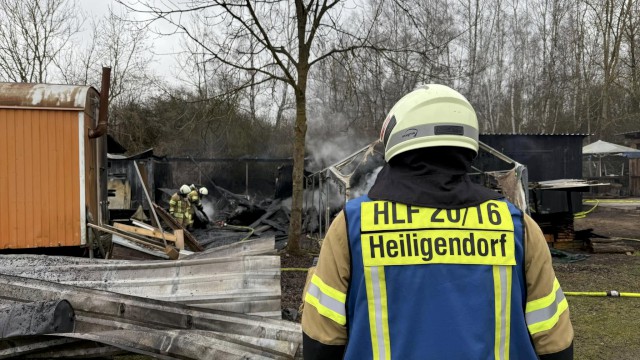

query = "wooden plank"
[174,230,185,250]
[153,204,204,252]
[590,243,635,254]
[87,223,167,251]
[133,162,176,260]
[111,240,170,260]
[131,219,155,231]
[113,222,177,243]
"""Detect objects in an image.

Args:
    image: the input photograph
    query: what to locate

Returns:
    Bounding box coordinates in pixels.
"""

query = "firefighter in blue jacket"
[301,84,574,359]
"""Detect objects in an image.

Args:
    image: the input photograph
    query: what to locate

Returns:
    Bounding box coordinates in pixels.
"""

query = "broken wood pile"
[589,238,636,254]
[535,213,639,254]
[87,201,208,261]
[191,227,254,250]
[534,212,586,251]
[0,237,303,359]
[224,199,292,247]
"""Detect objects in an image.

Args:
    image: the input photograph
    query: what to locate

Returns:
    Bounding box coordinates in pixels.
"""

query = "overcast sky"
[78,0,183,84]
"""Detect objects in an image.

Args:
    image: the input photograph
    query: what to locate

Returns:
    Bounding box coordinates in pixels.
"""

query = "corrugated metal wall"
[0,109,81,249]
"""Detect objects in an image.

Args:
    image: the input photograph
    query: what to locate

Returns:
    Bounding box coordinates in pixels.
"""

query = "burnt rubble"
[0,237,302,359]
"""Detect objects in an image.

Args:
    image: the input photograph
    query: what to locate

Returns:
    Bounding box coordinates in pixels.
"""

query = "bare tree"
[60,7,153,103]
[116,0,418,252]
[619,0,640,121]
[0,0,82,82]
[585,0,633,137]
[58,6,155,141]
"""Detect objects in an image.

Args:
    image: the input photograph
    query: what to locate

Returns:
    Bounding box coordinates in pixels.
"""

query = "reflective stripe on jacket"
[169,193,189,218]
[334,195,563,360]
[188,190,201,212]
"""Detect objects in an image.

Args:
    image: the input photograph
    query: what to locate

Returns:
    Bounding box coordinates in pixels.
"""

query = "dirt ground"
[280,249,315,321]
[574,207,640,241]
[281,208,640,358]
[557,208,640,359]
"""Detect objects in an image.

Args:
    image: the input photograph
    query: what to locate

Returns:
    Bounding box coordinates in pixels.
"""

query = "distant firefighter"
[188,184,210,228]
[169,184,192,227]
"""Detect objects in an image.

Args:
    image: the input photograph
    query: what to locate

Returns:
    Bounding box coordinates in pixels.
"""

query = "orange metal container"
[0,83,104,249]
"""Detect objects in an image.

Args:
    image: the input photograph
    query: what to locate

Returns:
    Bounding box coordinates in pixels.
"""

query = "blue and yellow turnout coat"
[302,196,573,360]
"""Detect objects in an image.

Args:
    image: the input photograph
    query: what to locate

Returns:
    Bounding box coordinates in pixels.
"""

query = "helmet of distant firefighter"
[379,84,479,162]
[180,184,191,195]
[199,187,209,196]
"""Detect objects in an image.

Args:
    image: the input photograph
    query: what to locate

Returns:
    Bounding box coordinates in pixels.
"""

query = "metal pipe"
[88,67,111,139]
[245,162,249,196]
[318,175,323,239]
[325,182,330,235]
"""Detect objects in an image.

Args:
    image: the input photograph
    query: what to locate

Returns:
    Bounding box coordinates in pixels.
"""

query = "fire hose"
[565,291,640,298]
[574,200,599,219]
[215,222,254,241]
[281,268,310,272]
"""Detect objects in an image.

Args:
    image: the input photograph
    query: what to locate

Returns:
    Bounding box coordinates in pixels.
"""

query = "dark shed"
[478,134,587,213]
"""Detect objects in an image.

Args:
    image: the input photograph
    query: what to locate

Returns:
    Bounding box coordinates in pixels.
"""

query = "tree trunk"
[287,72,308,253]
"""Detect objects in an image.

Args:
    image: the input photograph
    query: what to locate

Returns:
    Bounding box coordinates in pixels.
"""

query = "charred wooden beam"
[154,204,204,251]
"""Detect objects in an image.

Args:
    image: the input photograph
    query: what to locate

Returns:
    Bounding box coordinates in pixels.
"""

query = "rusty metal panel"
[0,83,99,113]
[0,109,81,249]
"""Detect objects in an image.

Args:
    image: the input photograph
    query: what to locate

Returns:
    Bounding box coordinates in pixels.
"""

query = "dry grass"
[555,208,640,359]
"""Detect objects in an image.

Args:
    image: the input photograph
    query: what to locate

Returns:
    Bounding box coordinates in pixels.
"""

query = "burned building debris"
[0,78,305,358]
[0,77,628,358]
[0,237,302,358]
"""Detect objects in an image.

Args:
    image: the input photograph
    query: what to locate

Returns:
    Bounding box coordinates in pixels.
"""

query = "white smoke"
[304,180,347,210]
[280,197,292,210]
[202,200,215,220]
[306,129,375,172]
[350,166,382,198]
[282,181,344,211]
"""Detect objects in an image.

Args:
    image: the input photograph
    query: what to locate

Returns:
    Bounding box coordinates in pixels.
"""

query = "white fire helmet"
[180,184,191,195]
[379,84,479,162]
